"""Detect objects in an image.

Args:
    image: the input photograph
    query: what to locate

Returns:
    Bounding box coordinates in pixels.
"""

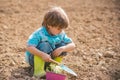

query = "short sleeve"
[27,30,41,47]
[62,33,72,44]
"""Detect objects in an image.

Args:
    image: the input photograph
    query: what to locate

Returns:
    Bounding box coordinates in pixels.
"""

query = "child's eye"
[57,28,62,30]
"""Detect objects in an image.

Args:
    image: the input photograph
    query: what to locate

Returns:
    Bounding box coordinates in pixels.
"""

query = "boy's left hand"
[52,46,65,57]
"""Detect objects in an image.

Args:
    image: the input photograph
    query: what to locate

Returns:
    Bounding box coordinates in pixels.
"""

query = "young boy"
[25,7,75,77]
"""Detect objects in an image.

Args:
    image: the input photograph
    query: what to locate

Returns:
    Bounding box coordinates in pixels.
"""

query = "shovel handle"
[50,59,60,65]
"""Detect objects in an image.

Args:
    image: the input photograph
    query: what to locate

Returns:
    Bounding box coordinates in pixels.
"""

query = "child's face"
[47,26,62,36]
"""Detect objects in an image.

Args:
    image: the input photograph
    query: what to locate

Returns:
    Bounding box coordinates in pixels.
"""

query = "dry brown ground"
[0,0,120,80]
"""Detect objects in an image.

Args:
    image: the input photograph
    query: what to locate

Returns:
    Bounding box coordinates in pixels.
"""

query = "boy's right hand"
[41,53,51,62]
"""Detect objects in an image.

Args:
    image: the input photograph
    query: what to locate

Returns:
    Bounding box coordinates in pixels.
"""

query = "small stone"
[9,61,15,66]
[104,51,114,58]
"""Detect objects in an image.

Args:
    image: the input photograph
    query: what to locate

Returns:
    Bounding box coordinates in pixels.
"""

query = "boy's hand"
[41,53,52,62]
[52,46,65,57]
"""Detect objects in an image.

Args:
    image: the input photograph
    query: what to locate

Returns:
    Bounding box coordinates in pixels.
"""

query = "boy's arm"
[26,46,51,62]
[52,42,76,57]
[62,42,76,52]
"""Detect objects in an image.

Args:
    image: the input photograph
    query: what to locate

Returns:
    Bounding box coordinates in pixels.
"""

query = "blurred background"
[0,0,120,80]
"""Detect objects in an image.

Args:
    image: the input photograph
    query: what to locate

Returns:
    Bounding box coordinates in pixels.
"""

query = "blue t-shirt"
[25,26,72,62]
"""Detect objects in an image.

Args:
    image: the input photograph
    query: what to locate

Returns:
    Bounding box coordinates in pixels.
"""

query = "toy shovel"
[50,59,77,76]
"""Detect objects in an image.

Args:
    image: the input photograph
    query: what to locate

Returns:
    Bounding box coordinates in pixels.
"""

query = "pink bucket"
[46,72,66,80]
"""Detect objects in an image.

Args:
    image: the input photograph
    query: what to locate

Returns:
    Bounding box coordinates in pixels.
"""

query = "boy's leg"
[28,53,34,67]
[54,42,67,62]
[33,41,53,76]
[47,42,67,73]
[34,55,45,77]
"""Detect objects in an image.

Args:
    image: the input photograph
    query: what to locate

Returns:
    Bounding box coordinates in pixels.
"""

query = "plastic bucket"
[46,72,66,80]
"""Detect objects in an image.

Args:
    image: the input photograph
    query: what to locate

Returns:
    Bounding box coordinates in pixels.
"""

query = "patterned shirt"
[25,26,72,62]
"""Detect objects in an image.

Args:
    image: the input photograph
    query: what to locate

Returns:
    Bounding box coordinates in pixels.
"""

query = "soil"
[0,0,120,80]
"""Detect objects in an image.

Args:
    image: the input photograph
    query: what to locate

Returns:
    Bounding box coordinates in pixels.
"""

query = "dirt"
[0,0,120,80]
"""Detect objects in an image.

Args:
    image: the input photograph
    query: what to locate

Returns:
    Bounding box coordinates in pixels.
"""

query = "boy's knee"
[36,41,53,54]
[55,42,66,48]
